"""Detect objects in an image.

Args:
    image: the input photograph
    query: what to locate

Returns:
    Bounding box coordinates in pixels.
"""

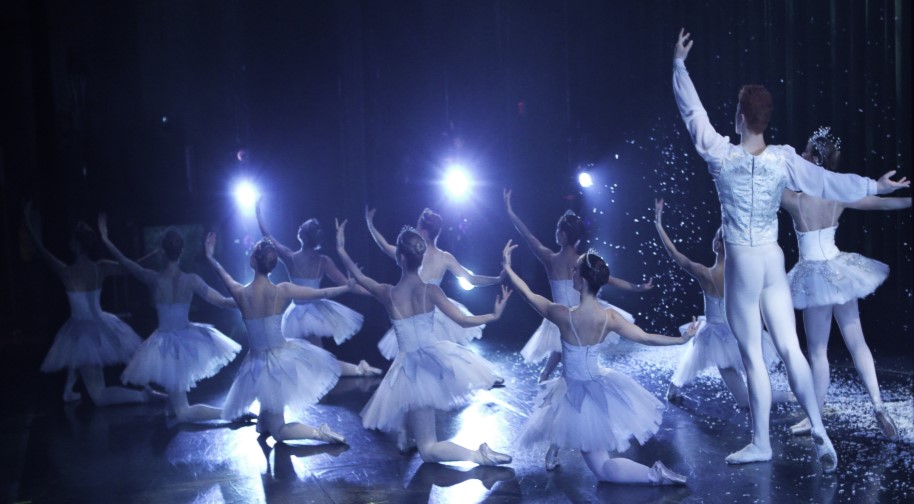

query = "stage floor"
[3,337,912,503]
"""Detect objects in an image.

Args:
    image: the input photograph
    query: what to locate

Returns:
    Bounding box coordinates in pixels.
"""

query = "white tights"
[407,408,489,464]
[78,366,147,406]
[168,391,223,422]
[304,335,370,377]
[725,243,828,452]
[803,300,884,410]
[582,450,651,483]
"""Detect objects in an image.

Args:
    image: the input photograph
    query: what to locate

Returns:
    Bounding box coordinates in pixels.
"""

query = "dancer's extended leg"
[169,391,222,422]
[80,366,147,406]
[409,408,510,465]
[338,359,382,377]
[718,366,749,408]
[259,408,345,443]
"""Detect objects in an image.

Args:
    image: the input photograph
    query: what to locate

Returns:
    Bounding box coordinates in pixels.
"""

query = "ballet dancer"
[654,199,785,407]
[672,28,908,471]
[503,240,697,482]
[366,207,503,358]
[336,219,512,465]
[98,214,242,422]
[255,199,380,377]
[781,127,911,437]
[206,233,348,443]
[24,205,149,406]
[503,188,651,382]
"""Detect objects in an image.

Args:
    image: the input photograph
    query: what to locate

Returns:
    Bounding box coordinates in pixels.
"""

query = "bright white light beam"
[233,180,259,212]
[444,166,472,199]
[578,171,593,188]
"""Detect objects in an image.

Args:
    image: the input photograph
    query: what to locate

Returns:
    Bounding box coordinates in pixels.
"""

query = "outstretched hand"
[335,218,348,251]
[97,213,109,240]
[501,240,518,269]
[640,277,655,291]
[876,171,910,195]
[493,285,512,318]
[674,28,693,61]
[205,232,217,259]
[681,316,700,343]
[654,198,665,224]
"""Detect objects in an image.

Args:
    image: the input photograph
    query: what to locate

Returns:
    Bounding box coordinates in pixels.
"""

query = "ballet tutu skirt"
[362,311,499,432]
[670,294,779,387]
[377,298,483,360]
[517,339,664,453]
[121,304,241,392]
[788,227,888,309]
[222,315,340,420]
[521,279,634,364]
[40,290,142,372]
[282,277,363,344]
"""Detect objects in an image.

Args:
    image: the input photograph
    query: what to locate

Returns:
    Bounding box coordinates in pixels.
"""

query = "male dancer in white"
[781,127,911,437]
[672,29,908,472]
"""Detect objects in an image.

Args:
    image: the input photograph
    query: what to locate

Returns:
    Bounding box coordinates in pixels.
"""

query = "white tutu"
[377,299,483,360]
[222,315,340,420]
[517,367,664,453]
[788,253,889,310]
[121,323,241,392]
[362,312,498,432]
[41,290,142,372]
[670,318,779,387]
[521,302,634,364]
[281,299,364,345]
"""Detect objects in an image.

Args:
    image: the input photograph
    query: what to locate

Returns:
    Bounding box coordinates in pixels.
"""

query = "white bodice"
[550,280,580,307]
[155,303,191,331]
[796,226,840,261]
[703,294,726,324]
[66,290,102,321]
[425,276,443,287]
[390,311,436,352]
[290,277,321,304]
[561,340,601,381]
[244,315,286,352]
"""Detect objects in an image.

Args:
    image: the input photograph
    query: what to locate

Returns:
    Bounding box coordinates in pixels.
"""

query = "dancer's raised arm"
[501,240,558,318]
[611,314,698,347]
[336,218,387,299]
[653,199,706,279]
[430,284,510,328]
[503,189,553,265]
[205,232,245,299]
[255,198,296,263]
[98,213,157,285]
[844,195,912,211]
[364,207,397,260]
[279,279,351,303]
[442,252,505,287]
[607,276,654,292]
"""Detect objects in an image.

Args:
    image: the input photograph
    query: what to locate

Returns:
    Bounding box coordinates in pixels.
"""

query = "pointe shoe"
[725,444,772,465]
[318,424,346,444]
[63,390,82,402]
[478,443,512,466]
[789,417,812,436]
[357,360,383,377]
[396,429,417,453]
[648,461,688,485]
[875,408,898,439]
[811,431,838,474]
[544,445,560,471]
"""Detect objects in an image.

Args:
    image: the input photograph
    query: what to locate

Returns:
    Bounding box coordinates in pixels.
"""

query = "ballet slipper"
[875,408,898,439]
[396,430,416,453]
[477,443,512,466]
[648,461,688,485]
[725,444,772,465]
[544,445,560,471]
[811,430,838,474]
[318,423,347,444]
[356,360,383,377]
[789,417,812,436]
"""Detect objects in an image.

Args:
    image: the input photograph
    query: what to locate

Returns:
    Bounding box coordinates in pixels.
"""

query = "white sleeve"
[672,58,731,166]
[783,148,876,202]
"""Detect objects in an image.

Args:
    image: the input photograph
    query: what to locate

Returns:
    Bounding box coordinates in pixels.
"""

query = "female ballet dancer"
[503,241,697,482]
[25,206,149,406]
[503,189,650,382]
[672,29,908,471]
[366,207,503,359]
[781,127,911,437]
[654,199,784,407]
[206,233,348,443]
[98,214,242,422]
[255,199,380,377]
[336,220,512,465]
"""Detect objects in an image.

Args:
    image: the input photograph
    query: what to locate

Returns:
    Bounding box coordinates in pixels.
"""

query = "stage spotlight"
[457,276,475,291]
[578,171,594,188]
[443,165,472,199]
[233,180,259,212]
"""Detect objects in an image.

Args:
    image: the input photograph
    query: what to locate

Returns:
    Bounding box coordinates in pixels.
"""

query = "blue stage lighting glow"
[443,166,471,198]
[233,180,259,211]
[578,171,594,188]
[457,276,475,291]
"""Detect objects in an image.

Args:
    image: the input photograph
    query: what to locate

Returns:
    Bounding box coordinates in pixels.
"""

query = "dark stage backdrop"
[1,1,911,365]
